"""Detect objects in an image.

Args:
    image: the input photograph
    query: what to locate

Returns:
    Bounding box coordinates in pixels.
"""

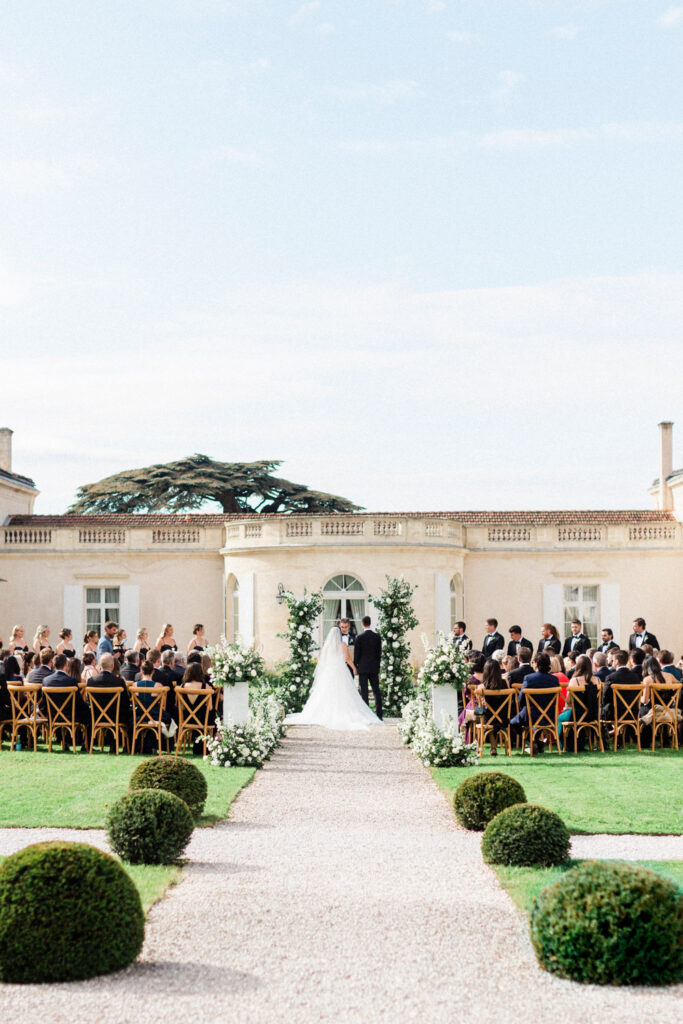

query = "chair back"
[130,686,167,727]
[86,686,122,732]
[43,687,78,731]
[612,684,643,726]
[480,689,514,730]
[176,688,213,734]
[7,683,43,724]
[568,685,599,725]
[650,683,682,717]
[522,687,560,730]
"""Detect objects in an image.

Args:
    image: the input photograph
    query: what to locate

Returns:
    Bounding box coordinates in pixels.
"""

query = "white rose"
[393,642,399,649]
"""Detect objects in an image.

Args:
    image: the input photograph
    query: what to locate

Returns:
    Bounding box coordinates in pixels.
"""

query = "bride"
[285,626,381,731]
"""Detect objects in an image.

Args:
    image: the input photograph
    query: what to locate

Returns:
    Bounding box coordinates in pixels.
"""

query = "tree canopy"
[67,455,362,515]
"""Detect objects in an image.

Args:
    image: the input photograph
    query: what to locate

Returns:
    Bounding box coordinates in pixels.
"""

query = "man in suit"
[452,621,472,652]
[659,650,683,682]
[598,628,619,654]
[27,647,54,686]
[628,648,645,681]
[562,619,591,658]
[537,623,561,654]
[482,618,505,659]
[507,625,533,657]
[601,649,639,722]
[353,616,382,720]
[507,646,534,686]
[339,617,355,676]
[135,647,164,683]
[510,652,559,751]
[43,652,90,741]
[628,618,660,652]
[89,653,132,718]
[592,652,611,686]
[121,650,139,682]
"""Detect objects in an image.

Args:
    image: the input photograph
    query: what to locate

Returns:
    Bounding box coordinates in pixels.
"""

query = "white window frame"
[562,584,600,647]
[85,586,120,635]
[321,574,367,643]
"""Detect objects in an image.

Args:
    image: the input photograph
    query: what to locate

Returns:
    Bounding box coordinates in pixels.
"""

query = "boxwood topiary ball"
[107,789,194,865]
[481,803,570,867]
[452,772,527,831]
[0,841,144,983]
[129,755,208,820]
[531,860,683,985]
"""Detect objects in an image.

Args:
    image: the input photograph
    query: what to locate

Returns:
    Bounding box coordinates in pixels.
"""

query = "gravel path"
[1,725,681,1022]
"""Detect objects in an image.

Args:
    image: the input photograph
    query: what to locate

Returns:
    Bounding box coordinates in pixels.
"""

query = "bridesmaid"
[55,628,75,660]
[82,630,98,659]
[156,623,177,653]
[133,627,150,662]
[112,628,128,663]
[33,625,50,653]
[186,623,207,656]
[9,625,28,658]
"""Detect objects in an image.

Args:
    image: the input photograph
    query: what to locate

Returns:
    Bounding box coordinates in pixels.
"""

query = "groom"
[354,616,383,720]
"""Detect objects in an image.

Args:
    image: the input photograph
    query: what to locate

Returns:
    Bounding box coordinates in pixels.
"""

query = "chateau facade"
[1,425,682,664]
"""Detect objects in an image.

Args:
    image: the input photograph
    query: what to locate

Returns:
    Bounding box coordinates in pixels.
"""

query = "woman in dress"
[549,654,570,713]
[474,657,509,756]
[112,628,127,663]
[82,630,98,659]
[33,624,50,654]
[133,628,150,663]
[187,623,206,656]
[81,651,97,681]
[156,623,177,653]
[55,628,75,660]
[9,625,28,658]
[285,626,381,731]
[557,654,599,750]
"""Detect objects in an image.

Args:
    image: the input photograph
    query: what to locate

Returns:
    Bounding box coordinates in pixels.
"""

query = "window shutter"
[434,572,451,635]
[63,585,83,639]
[542,584,563,628]
[239,572,255,647]
[599,584,620,645]
[118,586,140,638]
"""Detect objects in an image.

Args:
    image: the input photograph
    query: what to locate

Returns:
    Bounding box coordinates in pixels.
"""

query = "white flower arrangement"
[399,696,478,768]
[204,694,286,768]
[417,632,470,691]
[204,637,265,689]
[276,589,324,714]
[370,574,419,717]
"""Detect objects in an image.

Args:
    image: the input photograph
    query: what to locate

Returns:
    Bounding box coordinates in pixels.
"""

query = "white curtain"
[349,598,365,635]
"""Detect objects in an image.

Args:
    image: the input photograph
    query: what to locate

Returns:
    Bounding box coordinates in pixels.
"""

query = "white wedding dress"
[285,627,382,731]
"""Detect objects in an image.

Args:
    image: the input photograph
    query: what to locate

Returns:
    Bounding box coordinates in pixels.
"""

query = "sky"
[1,0,682,514]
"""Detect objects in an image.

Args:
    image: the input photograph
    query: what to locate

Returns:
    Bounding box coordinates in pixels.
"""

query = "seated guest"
[82,651,97,680]
[482,619,505,659]
[601,649,639,722]
[121,650,140,682]
[629,618,659,652]
[88,653,132,718]
[178,661,215,751]
[639,656,668,745]
[475,657,510,755]
[598,628,619,654]
[43,653,90,737]
[549,654,569,712]
[187,650,202,666]
[510,652,559,752]
[501,654,518,678]
[606,647,620,670]
[157,650,181,715]
[134,659,177,748]
[592,651,611,686]
[172,652,186,684]
[537,623,561,654]
[558,654,600,749]
[563,651,579,678]
[200,653,213,685]
[641,643,656,658]
[658,650,683,682]
[0,654,23,716]
[628,647,646,681]
[22,651,37,677]
[459,653,485,733]
[562,619,591,657]
[507,646,533,686]
[27,647,54,685]
[507,625,533,657]
[65,657,86,689]
[136,648,163,683]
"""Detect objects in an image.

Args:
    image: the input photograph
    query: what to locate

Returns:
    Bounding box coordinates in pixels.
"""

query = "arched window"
[322,574,366,642]
[450,574,463,629]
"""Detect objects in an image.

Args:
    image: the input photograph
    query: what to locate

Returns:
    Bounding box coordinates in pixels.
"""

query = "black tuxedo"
[598,640,618,654]
[507,637,533,657]
[628,631,659,651]
[42,669,90,729]
[453,634,473,652]
[561,633,591,658]
[507,662,533,687]
[353,629,382,720]
[88,670,132,716]
[482,632,504,658]
[537,636,561,655]
[601,666,639,720]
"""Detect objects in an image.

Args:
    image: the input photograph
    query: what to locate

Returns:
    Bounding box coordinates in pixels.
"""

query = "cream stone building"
[1,424,682,664]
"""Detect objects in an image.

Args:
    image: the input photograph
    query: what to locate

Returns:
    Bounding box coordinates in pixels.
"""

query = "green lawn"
[493,860,683,914]
[433,748,683,834]
[0,750,254,828]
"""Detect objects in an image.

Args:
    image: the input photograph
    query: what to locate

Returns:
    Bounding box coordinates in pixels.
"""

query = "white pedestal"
[432,684,460,730]
[221,682,250,725]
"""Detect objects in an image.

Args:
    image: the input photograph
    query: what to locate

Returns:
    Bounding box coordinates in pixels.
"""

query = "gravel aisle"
[1,725,681,1023]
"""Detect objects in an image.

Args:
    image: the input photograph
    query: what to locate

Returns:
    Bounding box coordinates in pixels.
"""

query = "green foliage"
[276,590,324,713]
[107,789,195,865]
[482,804,570,867]
[370,575,419,717]
[68,453,361,514]
[0,841,144,983]
[530,860,683,985]
[453,772,527,831]
[129,756,208,821]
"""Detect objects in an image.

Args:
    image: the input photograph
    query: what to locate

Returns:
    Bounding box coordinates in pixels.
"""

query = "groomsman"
[598,628,619,654]
[561,619,591,657]
[507,625,533,657]
[628,618,660,651]
[452,621,473,652]
[482,618,505,658]
[536,623,561,654]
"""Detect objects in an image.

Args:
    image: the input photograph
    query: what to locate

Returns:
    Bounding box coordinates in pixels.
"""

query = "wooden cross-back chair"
[85,687,129,755]
[175,688,214,756]
[474,689,514,756]
[43,687,87,753]
[130,686,169,755]
[562,686,604,754]
[648,683,682,751]
[7,683,47,752]
[522,687,562,755]
[611,684,643,752]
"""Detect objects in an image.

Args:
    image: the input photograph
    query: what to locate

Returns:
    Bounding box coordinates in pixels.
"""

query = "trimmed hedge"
[130,756,208,820]
[452,772,526,831]
[482,803,570,867]
[0,841,144,983]
[531,860,683,985]
[107,789,195,865]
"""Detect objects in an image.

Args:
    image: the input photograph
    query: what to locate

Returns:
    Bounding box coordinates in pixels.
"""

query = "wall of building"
[0,480,37,520]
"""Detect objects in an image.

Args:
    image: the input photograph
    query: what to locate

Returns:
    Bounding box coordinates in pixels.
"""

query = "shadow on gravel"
[131,961,262,994]
[190,860,265,874]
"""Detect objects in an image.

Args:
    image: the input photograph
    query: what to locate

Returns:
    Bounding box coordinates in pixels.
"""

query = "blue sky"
[2,0,682,513]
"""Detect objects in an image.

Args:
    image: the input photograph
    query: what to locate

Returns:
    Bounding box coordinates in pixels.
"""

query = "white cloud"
[208,145,267,166]
[291,0,321,21]
[330,80,422,105]
[658,6,683,27]
[0,61,24,84]
[447,29,479,44]
[548,25,579,40]
[491,69,525,102]
[0,156,106,195]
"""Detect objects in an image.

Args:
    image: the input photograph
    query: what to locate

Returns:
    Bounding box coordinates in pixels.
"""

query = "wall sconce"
[276,583,286,605]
